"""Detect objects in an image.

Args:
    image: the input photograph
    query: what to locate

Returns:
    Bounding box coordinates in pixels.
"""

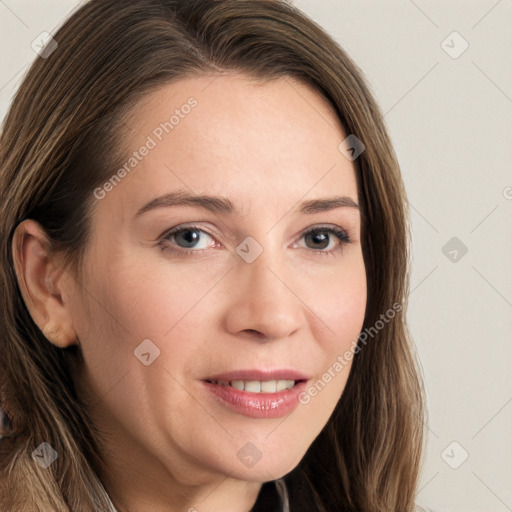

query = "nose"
[222,245,305,342]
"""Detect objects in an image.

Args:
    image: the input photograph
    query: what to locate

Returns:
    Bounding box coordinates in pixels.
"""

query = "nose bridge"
[242,243,284,294]
[224,233,304,341]
[236,228,291,296]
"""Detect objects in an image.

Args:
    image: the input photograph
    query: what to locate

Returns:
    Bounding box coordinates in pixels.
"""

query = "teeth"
[212,379,296,393]
[244,380,261,393]
[260,380,277,393]
[276,380,293,391]
[231,380,244,390]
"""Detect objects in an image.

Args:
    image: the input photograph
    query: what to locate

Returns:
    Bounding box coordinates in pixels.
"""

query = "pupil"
[179,229,199,248]
[308,231,328,249]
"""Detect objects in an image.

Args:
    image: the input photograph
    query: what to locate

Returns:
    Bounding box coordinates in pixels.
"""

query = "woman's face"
[64,73,366,495]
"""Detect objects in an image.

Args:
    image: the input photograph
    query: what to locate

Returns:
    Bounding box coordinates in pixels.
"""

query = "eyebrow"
[134,190,359,218]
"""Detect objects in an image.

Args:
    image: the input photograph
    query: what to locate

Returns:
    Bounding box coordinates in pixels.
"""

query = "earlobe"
[11,219,78,349]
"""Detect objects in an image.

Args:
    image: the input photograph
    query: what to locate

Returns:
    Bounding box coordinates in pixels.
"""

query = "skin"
[13,73,367,512]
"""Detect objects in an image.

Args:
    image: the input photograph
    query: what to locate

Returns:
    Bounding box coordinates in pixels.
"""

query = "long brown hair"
[0,1,426,510]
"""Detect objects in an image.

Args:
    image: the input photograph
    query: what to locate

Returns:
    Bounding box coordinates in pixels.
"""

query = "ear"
[11,219,78,348]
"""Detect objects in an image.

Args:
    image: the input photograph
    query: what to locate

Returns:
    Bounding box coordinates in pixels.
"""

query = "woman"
[0,0,428,510]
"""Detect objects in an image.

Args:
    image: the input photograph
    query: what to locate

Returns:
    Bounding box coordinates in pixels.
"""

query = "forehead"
[98,72,358,220]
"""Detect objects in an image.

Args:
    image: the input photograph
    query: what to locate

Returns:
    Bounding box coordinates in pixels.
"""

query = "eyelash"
[158,224,351,258]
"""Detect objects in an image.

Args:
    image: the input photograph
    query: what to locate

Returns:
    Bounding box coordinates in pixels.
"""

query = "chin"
[224,458,302,483]
[215,432,311,482]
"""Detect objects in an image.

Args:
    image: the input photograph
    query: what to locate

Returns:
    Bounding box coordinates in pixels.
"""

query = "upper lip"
[204,369,310,382]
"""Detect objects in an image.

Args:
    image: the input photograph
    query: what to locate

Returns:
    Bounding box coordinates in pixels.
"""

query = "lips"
[204,369,309,383]
[208,379,296,393]
[201,369,310,418]
[204,369,308,393]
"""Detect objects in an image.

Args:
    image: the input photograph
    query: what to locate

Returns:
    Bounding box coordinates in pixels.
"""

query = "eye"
[159,224,217,255]
[295,225,351,256]
[158,223,351,257]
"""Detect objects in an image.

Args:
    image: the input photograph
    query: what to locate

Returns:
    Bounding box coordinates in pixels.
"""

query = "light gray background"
[1,1,511,511]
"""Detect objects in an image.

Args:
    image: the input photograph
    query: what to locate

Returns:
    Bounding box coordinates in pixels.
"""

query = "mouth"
[201,370,309,418]
[204,378,304,393]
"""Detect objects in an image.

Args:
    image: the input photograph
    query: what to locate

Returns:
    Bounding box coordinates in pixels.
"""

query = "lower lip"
[202,380,307,418]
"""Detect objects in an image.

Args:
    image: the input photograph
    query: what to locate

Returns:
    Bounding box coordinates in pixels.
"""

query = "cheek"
[295,265,366,427]
[70,261,209,436]
[85,261,204,344]
[73,256,219,409]
[301,255,366,408]
[310,254,367,349]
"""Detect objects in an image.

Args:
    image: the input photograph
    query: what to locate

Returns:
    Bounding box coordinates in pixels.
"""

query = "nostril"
[245,329,265,338]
